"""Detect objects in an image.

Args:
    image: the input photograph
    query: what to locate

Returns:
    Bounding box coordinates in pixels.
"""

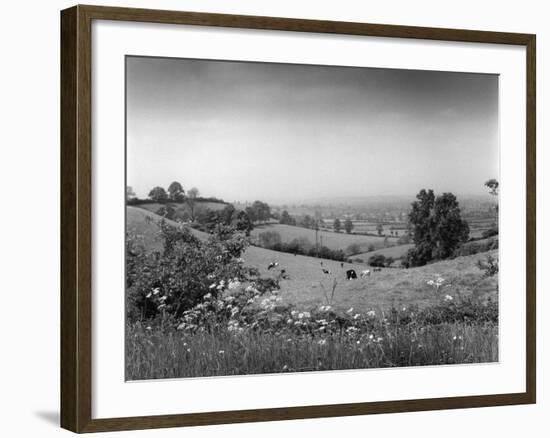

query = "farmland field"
[250,223,398,253]
[351,243,414,263]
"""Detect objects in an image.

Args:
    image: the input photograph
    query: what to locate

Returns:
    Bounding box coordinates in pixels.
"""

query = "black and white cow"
[346,269,357,280]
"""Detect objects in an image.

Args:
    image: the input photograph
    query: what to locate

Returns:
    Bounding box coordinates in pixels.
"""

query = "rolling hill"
[126,206,497,313]
[250,223,397,253]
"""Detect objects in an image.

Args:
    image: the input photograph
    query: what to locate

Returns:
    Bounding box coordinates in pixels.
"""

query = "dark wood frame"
[61,4,536,433]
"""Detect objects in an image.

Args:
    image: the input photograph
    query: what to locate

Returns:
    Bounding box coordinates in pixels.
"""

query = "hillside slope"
[126,206,498,313]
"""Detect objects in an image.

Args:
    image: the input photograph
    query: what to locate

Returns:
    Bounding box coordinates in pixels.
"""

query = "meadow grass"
[126,315,498,380]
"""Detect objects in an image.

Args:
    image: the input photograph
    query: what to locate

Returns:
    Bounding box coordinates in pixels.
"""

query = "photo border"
[60,4,536,433]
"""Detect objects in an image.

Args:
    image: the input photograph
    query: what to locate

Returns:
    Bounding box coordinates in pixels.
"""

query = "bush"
[258,231,282,248]
[453,238,498,257]
[346,243,361,256]
[126,220,255,322]
[368,254,387,267]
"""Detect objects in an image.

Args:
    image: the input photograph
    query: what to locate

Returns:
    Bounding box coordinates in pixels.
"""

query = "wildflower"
[145,292,152,299]
[159,295,167,301]
[353,313,360,320]
[444,294,453,301]
[204,293,212,300]
[346,307,354,314]
[228,280,241,290]
[298,312,304,319]
[152,287,160,295]
[369,334,374,340]
[303,311,311,318]
[158,303,166,309]
[366,310,376,317]
[186,348,191,353]
[318,339,327,346]
[290,310,298,317]
[146,326,152,331]
[356,340,360,345]
[320,305,332,312]
[209,283,217,289]
[287,318,293,325]
[219,350,225,354]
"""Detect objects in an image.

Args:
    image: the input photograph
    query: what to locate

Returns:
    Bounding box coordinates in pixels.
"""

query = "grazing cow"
[346,269,357,280]
[267,262,279,270]
[322,269,331,274]
[360,269,371,278]
[373,267,382,272]
[340,262,344,269]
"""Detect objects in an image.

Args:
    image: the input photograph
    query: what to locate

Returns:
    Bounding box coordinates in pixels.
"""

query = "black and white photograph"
[125,56,499,380]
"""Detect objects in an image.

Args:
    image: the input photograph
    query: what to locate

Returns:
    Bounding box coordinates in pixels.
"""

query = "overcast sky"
[126,56,498,204]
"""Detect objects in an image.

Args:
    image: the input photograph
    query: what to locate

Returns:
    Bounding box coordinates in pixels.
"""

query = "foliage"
[156,205,176,220]
[333,218,341,233]
[280,210,296,226]
[345,243,361,256]
[127,290,498,379]
[376,223,384,236]
[453,238,498,257]
[167,181,185,202]
[148,186,168,203]
[367,254,394,267]
[258,230,283,248]
[344,218,354,234]
[126,220,255,321]
[477,255,499,278]
[126,186,136,202]
[246,201,271,224]
[406,189,469,267]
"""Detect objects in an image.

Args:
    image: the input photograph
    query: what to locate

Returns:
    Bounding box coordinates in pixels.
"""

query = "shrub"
[368,254,387,267]
[346,243,361,256]
[126,220,255,322]
[258,231,282,248]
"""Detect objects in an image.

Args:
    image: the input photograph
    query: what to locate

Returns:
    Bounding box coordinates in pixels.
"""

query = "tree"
[251,201,271,224]
[485,178,499,224]
[333,218,341,233]
[126,186,136,202]
[376,223,384,236]
[405,189,469,267]
[280,210,295,225]
[234,210,253,236]
[344,219,354,234]
[484,178,499,197]
[167,181,185,202]
[148,186,168,203]
[186,187,200,221]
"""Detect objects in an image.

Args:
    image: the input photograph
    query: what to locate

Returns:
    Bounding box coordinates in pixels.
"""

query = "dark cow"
[346,269,357,280]
[267,262,279,270]
[322,269,331,274]
[373,267,382,272]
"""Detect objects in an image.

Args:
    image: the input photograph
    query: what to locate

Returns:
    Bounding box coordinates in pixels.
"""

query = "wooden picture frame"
[61,4,536,433]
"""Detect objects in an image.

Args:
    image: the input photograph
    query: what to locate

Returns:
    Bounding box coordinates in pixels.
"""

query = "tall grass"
[126,306,498,380]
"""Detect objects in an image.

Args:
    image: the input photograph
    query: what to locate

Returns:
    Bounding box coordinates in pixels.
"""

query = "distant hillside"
[250,223,397,253]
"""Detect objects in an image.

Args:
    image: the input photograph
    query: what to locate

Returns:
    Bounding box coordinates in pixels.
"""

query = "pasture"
[128,206,497,313]
[126,206,499,379]
[250,223,398,253]
[352,243,414,263]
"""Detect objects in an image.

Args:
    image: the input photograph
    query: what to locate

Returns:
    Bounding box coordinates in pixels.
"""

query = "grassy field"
[250,223,397,253]
[128,206,497,313]
[126,206,499,379]
[127,320,498,379]
[352,244,414,262]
